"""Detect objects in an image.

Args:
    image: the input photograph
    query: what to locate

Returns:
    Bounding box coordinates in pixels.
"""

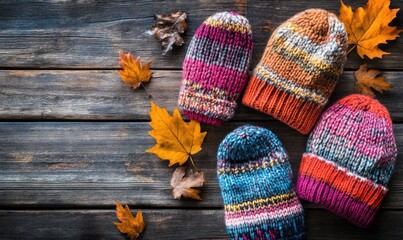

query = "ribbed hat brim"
[296,153,387,228]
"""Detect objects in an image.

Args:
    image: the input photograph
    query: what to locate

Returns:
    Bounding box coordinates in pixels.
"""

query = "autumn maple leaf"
[339,0,402,59]
[354,64,393,97]
[147,11,188,55]
[146,101,207,167]
[170,166,205,200]
[117,52,152,89]
[114,201,145,240]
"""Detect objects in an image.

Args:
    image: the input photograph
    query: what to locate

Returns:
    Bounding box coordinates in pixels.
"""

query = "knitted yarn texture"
[217,125,305,239]
[178,12,253,126]
[296,94,397,228]
[242,9,348,134]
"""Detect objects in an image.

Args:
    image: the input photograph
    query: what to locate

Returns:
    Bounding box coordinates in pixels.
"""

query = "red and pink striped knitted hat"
[178,12,253,125]
[296,94,397,228]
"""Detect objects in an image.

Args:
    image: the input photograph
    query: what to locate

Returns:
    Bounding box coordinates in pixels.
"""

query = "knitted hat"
[242,9,348,134]
[178,12,253,126]
[217,125,305,239]
[296,94,397,228]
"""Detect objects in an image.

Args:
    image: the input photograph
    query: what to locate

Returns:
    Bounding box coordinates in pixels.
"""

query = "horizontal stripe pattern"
[219,163,294,205]
[339,95,393,123]
[297,153,387,228]
[253,64,328,105]
[204,12,252,34]
[226,215,305,240]
[224,192,297,212]
[242,76,323,134]
[300,153,387,196]
[297,95,396,228]
[179,12,252,125]
[182,59,249,93]
[289,15,347,44]
[224,196,299,216]
[178,79,237,121]
[180,79,239,99]
[225,201,303,227]
[271,37,341,80]
[308,97,397,186]
[242,9,347,134]
[297,174,378,228]
[277,22,346,65]
[195,23,253,49]
[217,156,288,175]
[217,126,304,239]
[263,50,337,95]
[185,36,251,73]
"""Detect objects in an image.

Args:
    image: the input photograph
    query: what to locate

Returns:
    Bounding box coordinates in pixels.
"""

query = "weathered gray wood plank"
[0,122,402,208]
[1,0,402,238]
[0,209,402,239]
[0,0,401,69]
[0,70,402,121]
[0,0,245,69]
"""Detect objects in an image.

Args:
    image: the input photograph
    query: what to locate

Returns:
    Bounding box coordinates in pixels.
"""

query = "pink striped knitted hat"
[296,94,397,228]
[178,12,253,126]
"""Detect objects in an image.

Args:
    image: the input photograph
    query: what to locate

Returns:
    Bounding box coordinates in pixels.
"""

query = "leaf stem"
[140,83,152,98]
[188,155,199,172]
[347,45,356,55]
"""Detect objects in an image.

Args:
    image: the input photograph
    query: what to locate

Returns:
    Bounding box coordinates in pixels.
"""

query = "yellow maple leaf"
[354,64,393,97]
[114,201,145,240]
[117,52,152,89]
[146,101,207,167]
[339,0,402,59]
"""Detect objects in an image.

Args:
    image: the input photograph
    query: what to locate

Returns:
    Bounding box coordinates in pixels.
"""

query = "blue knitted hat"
[217,125,305,240]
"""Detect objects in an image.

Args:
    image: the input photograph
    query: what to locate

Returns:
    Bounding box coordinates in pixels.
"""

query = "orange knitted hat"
[242,9,348,134]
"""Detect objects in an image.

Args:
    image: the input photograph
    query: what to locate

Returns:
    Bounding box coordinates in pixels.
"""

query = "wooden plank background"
[0,0,402,239]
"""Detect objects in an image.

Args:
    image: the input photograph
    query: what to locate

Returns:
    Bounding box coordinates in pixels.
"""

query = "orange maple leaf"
[170,166,205,200]
[114,201,145,240]
[339,0,403,59]
[146,101,207,167]
[117,52,152,89]
[354,64,393,97]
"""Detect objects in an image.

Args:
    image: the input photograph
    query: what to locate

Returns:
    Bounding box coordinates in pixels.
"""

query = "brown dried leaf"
[147,11,188,55]
[170,166,205,200]
[262,22,275,32]
[354,64,393,97]
[114,201,145,240]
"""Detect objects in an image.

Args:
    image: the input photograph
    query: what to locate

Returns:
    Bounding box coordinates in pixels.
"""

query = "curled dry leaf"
[262,22,275,32]
[117,52,152,90]
[146,101,207,166]
[114,201,145,240]
[339,0,403,59]
[171,166,205,200]
[354,64,393,97]
[147,11,188,55]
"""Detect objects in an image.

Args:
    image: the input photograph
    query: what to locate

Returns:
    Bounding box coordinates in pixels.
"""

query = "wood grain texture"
[1,1,403,238]
[0,209,402,239]
[0,0,244,69]
[0,70,402,121]
[0,0,401,69]
[1,122,402,208]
